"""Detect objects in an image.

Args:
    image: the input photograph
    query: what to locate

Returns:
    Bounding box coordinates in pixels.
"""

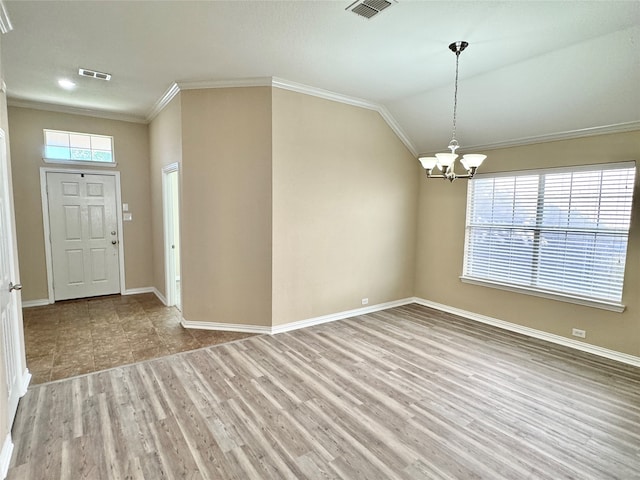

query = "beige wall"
[8,107,153,301]
[149,95,182,298]
[271,89,418,325]
[415,130,640,356]
[180,88,273,326]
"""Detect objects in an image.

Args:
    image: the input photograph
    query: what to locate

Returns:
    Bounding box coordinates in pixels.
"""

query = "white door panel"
[47,172,120,300]
[64,204,82,239]
[0,129,25,427]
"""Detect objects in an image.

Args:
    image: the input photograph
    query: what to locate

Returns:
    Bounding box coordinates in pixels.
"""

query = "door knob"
[9,282,22,292]
[111,231,116,235]
[112,240,117,245]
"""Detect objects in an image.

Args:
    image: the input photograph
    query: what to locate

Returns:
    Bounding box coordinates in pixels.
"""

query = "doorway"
[0,128,28,427]
[41,168,124,302]
[163,163,181,310]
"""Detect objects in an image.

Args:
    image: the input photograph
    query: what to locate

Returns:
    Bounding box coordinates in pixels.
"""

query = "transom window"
[43,129,115,165]
[462,162,636,311]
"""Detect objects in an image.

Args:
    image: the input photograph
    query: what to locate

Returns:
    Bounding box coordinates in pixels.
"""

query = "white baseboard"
[271,297,415,334]
[123,287,169,306]
[182,297,415,335]
[163,294,640,367]
[123,287,156,296]
[21,299,50,308]
[413,297,640,368]
[25,289,160,307]
[181,319,270,334]
[0,433,13,480]
[19,369,31,396]
[152,288,168,306]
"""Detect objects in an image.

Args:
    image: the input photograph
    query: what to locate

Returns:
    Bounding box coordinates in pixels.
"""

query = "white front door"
[0,129,25,426]
[46,172,120,300]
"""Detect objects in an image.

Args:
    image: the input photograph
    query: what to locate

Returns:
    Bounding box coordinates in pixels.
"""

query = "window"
[43,129,115,165]
[462,162,636,311]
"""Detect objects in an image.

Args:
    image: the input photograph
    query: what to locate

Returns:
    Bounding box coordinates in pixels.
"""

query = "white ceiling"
[2,1,639,155]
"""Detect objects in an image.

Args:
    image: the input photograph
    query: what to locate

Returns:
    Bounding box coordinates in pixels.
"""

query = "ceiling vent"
[78,68,111,81]
[346,0,396,19]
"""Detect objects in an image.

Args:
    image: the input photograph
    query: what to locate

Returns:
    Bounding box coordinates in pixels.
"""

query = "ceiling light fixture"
[418,41,486,182]
[57,78,76,90]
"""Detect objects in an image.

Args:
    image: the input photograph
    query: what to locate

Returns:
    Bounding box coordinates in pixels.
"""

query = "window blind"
[463,162,636,305]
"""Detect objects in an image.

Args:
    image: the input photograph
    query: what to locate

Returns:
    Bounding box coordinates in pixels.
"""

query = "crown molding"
[271,77,379,111]
[146,78,273,122]
[376,105,418,157]
[177,77,273,90]
[0,1,13,34]
[147,76,419,156]
[146,82,180,122]
[271,77,418,156]
[418,121,640,156]
[472,121,640,152]
[7,98,147,124]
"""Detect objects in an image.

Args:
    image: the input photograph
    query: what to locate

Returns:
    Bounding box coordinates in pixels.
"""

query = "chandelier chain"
[452,49,460,143]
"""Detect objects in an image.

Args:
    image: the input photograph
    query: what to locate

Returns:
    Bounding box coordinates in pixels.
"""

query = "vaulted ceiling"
[3,1,639,155]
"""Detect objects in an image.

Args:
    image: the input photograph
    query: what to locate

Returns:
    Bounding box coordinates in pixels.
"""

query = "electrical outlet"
[572,328,586,338]
[361,298,369,305]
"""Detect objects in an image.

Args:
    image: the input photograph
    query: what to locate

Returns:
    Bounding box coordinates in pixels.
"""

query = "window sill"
[459,276,626,313]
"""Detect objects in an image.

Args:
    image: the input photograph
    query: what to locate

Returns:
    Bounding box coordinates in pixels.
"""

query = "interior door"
[0,129,24,426]
[165,168,181,310]
[46,172,120,300]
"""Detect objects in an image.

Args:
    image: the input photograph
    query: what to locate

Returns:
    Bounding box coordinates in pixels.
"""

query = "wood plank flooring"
[8,304,640,479]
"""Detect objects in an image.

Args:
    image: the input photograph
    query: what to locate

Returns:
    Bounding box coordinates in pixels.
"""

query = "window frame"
[461,161,636,313]
[42,129,117,167]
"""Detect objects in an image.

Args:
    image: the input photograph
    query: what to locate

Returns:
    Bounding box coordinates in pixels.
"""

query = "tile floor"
[22,293,256,385]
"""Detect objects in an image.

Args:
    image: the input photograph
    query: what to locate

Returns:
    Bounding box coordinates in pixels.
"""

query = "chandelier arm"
[426,166,478,181]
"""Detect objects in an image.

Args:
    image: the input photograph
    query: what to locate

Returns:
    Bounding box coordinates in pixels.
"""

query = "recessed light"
[58,79,76,90]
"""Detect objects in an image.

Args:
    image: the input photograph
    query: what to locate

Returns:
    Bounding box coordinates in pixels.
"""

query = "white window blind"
[463,162,636,307]
[43,129,114,164]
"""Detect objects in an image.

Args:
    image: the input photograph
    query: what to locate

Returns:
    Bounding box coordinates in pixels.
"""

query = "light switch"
[123,212,132,221]
[123,203,129,211]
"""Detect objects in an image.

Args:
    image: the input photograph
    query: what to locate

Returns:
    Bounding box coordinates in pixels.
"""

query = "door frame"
[162,163,180,307]
[40,167,126,304]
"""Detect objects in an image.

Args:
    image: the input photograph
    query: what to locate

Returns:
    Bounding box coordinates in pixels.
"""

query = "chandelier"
[418,41,486,181]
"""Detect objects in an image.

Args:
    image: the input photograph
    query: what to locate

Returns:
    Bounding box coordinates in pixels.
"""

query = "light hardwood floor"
[8,304,640,479]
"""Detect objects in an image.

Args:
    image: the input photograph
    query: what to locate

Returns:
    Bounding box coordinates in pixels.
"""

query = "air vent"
[346,0,396,19]
[78,68,112,81]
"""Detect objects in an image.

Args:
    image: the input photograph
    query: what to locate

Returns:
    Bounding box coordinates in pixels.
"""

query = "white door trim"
[40,167,126,303]
[162,162,179,307]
